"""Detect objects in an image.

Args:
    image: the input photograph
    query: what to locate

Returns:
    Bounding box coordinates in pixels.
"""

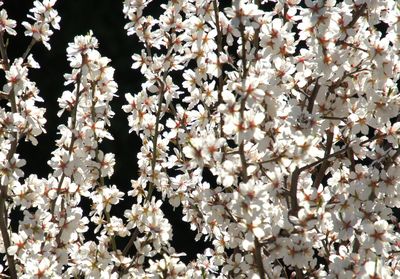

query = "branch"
[306,77,321,114]
[384,148,400,171]
[238,16,249,184]
[312,129,334,188]
[289,133,382,216]
[50,69,83,216]
[335,3,367,46]
[22,38,37,62]
[254,238,266,279]
[212,0,225,140]
[289,167,300,216]
[146,80,165,201]
[0,30,17,279]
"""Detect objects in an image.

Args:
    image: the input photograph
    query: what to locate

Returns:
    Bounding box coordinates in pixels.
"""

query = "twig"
[312,129,334,188]
[50,69,83,215]
[306,77,321,114]
[289,133,382,216]
[335,3,367,46]
[254,238,266,279]
[146,80,165,200]
[212,0,225,141]
[0,30,17,279]
[22,38,37,61]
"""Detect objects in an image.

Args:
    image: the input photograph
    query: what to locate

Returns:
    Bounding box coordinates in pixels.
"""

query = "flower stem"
[0,30,17,279]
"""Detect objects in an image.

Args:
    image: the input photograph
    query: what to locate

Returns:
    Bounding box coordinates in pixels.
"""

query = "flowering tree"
[0,0,399,278]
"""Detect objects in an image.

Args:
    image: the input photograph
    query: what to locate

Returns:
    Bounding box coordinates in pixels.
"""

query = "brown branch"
[212,0,226,153]
[302,133,380,172]
[111,228,140,274]
[145,31,174,201]
[238,17,249,183]
[307,77,321,114]
[146,79,165,201]
[336,41,368,53]
[289,133,381,216]
[50,69,83,215]
[254,238,266,279]
[295,267,305,279]
[252,0,262,59]
[320,116,346,121]
[347,148,356,172]
[312,129,334,188]
[0,198,16,279]
[22,38,37,62]
[212,0,223,98]
[0,91,8,100]
[289,167,301,216]
[384,148,400,171]
[0,31,10,70]
[0,30,17,279]
[335,3,367,46]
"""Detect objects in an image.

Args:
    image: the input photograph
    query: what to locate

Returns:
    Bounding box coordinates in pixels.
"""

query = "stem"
[295,267,304,279]
[123,228,139,256]
[212,0,225,140]
[290,132,382,215]
[254,238,266,279]
[238,11,266,279]
[50,69,83,215]
[143,30,173,201]
[146,83,165,201]
[0,31,18,160]
[306,77,321,114]
[335,3,367,46]
[0,199,16,279]
[22,38,37,61]
[105,210,117,251]
[238,16,249,183]
[312,129,334,188]
[289,167,300,215]
[111,228,139,274]
[253,0,261,55]
[0,31,10,70]
[0,31,17,279]
[347,148,356,172]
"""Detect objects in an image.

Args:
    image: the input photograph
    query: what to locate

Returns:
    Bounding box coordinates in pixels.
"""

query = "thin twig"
[306,77,321,114]
[50,69,83,215]
[0,30,17,279]
[289,133,382,216]
[22,38,37,61]
[312,129,334,188]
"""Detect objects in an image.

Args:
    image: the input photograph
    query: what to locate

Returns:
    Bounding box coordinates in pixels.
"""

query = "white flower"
[8,231,28,256]
[283,235,313,268]
[0,9,16,36]
[101,185,124,212]
[359,258,391,279]
[66,30,98,58]
[97,151,115,178]
[361,220,392,256]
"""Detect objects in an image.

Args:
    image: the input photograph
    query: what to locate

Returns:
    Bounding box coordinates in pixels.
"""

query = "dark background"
[5,0,207,262]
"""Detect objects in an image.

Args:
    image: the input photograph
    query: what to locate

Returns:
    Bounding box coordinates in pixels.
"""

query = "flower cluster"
[123,0,400,277]
[22,0,60,50]
[5,28,122,277]
[0,0,399,278]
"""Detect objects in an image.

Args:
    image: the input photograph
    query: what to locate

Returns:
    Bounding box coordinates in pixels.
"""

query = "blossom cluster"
[0,0,398,278]
[122,0,400,278]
